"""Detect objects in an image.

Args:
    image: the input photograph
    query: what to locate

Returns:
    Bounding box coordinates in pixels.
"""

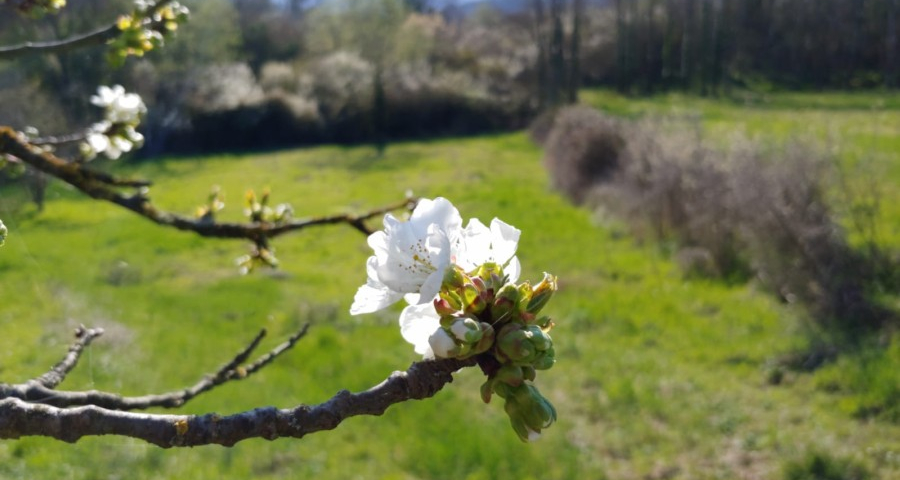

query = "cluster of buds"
[235,243,278,275]
[244,189,293,225]
[429,263,559,442]
[107,1,189,66]
[80,85,146,161]
[5,0,66,17]
[195,186,225,223]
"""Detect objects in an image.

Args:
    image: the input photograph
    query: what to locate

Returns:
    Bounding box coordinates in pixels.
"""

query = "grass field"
[1,91,899,479]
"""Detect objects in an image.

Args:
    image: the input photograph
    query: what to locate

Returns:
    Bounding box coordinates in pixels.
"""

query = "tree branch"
[0,0,175,60]
[0,357,476,447]
[0,127,415,240]
[1,324,311,410]
[34,326,104,389]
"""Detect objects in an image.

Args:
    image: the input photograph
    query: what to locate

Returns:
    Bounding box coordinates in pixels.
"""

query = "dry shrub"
[566,115,894,335]
[542,106,626,204]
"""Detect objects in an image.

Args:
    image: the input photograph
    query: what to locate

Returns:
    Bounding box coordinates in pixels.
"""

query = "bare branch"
[28,132,87,147]
[1,324,311,410]
[34,326,105,389]
[0,357,477,447]
[0,127,415,241]
[0,0,175,60]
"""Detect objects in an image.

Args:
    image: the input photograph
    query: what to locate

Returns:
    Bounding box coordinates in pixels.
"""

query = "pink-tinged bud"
[434,297,457,316]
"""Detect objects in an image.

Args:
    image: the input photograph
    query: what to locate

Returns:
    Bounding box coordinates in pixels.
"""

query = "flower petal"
[489,218,521,265]
[399,302,441,358]
[350,280,403,315]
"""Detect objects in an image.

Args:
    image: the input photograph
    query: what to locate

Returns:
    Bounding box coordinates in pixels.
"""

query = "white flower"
[91,85,146,125]
[350,197,462,315]
[457,217,522,283]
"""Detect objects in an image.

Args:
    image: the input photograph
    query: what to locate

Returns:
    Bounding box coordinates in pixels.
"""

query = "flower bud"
[515,283,533,313]
[502,383,557,442]
[439,289,464,312]
[433,297,457,316]
[494,364,525,387]
[471,262,503,283]
[526,273,557,315]
[491,284,520,323]
[428,328,458,358]
[442,264,469,290]
[0,219,7,246]
[495,324,536,364]
[450,317,483,344]
[462,283,487,314]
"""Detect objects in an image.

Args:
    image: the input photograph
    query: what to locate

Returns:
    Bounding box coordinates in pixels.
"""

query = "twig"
[28,132,87,147]
[34,326,105,389]
[0,324,311,410]
[0,357,477,447]
[0,0,175,60]
[0,127,416,241]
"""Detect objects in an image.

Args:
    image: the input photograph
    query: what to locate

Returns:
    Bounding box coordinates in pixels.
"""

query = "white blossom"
[350,197,462,315]
[90,85,146,125]
[457,217,522,283]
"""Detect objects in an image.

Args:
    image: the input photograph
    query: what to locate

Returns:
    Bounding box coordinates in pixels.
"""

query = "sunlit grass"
[1,92,899,479]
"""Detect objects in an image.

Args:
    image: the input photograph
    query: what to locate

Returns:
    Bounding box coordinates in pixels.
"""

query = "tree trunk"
[888,0,899,87]
[568,0,584,102]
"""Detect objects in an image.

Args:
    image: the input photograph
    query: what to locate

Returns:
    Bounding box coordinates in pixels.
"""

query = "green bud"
[532,345,556,370]
[471,262,503,283]
[522,365,537,382]
[463,283,486,314]
[502,383,557,442]
[469,322,495,356]
[442,264,469,290]
[449,317,483,344]
[525,325,553,352]
[494,364,525,387]
[491,284,520,323]
[496,324,536,364]
[526,273,557,315]
[440,289,464,312]
[480,379,495,403]
[515,283,533,313]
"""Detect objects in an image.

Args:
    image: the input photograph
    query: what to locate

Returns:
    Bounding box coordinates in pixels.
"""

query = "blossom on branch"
[350,197,463,314]
[80,85,146,160]
[350,196,558,442]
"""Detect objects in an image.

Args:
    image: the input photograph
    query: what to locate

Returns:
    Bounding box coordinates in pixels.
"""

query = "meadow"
[1,90,899,479]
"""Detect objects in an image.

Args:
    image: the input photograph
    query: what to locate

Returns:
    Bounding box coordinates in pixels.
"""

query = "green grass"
[1,91,900,479]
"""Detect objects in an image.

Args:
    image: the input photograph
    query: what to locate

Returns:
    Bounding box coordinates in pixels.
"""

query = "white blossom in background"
[80,85,146,161]
[90,85,146,124]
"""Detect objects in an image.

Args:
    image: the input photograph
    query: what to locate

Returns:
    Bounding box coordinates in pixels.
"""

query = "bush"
[544,108,895,337]
[542,106,625,204]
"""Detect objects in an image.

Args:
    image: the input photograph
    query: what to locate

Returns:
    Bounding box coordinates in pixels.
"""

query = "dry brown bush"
[542,105,625,204]
[545,109,894,335]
